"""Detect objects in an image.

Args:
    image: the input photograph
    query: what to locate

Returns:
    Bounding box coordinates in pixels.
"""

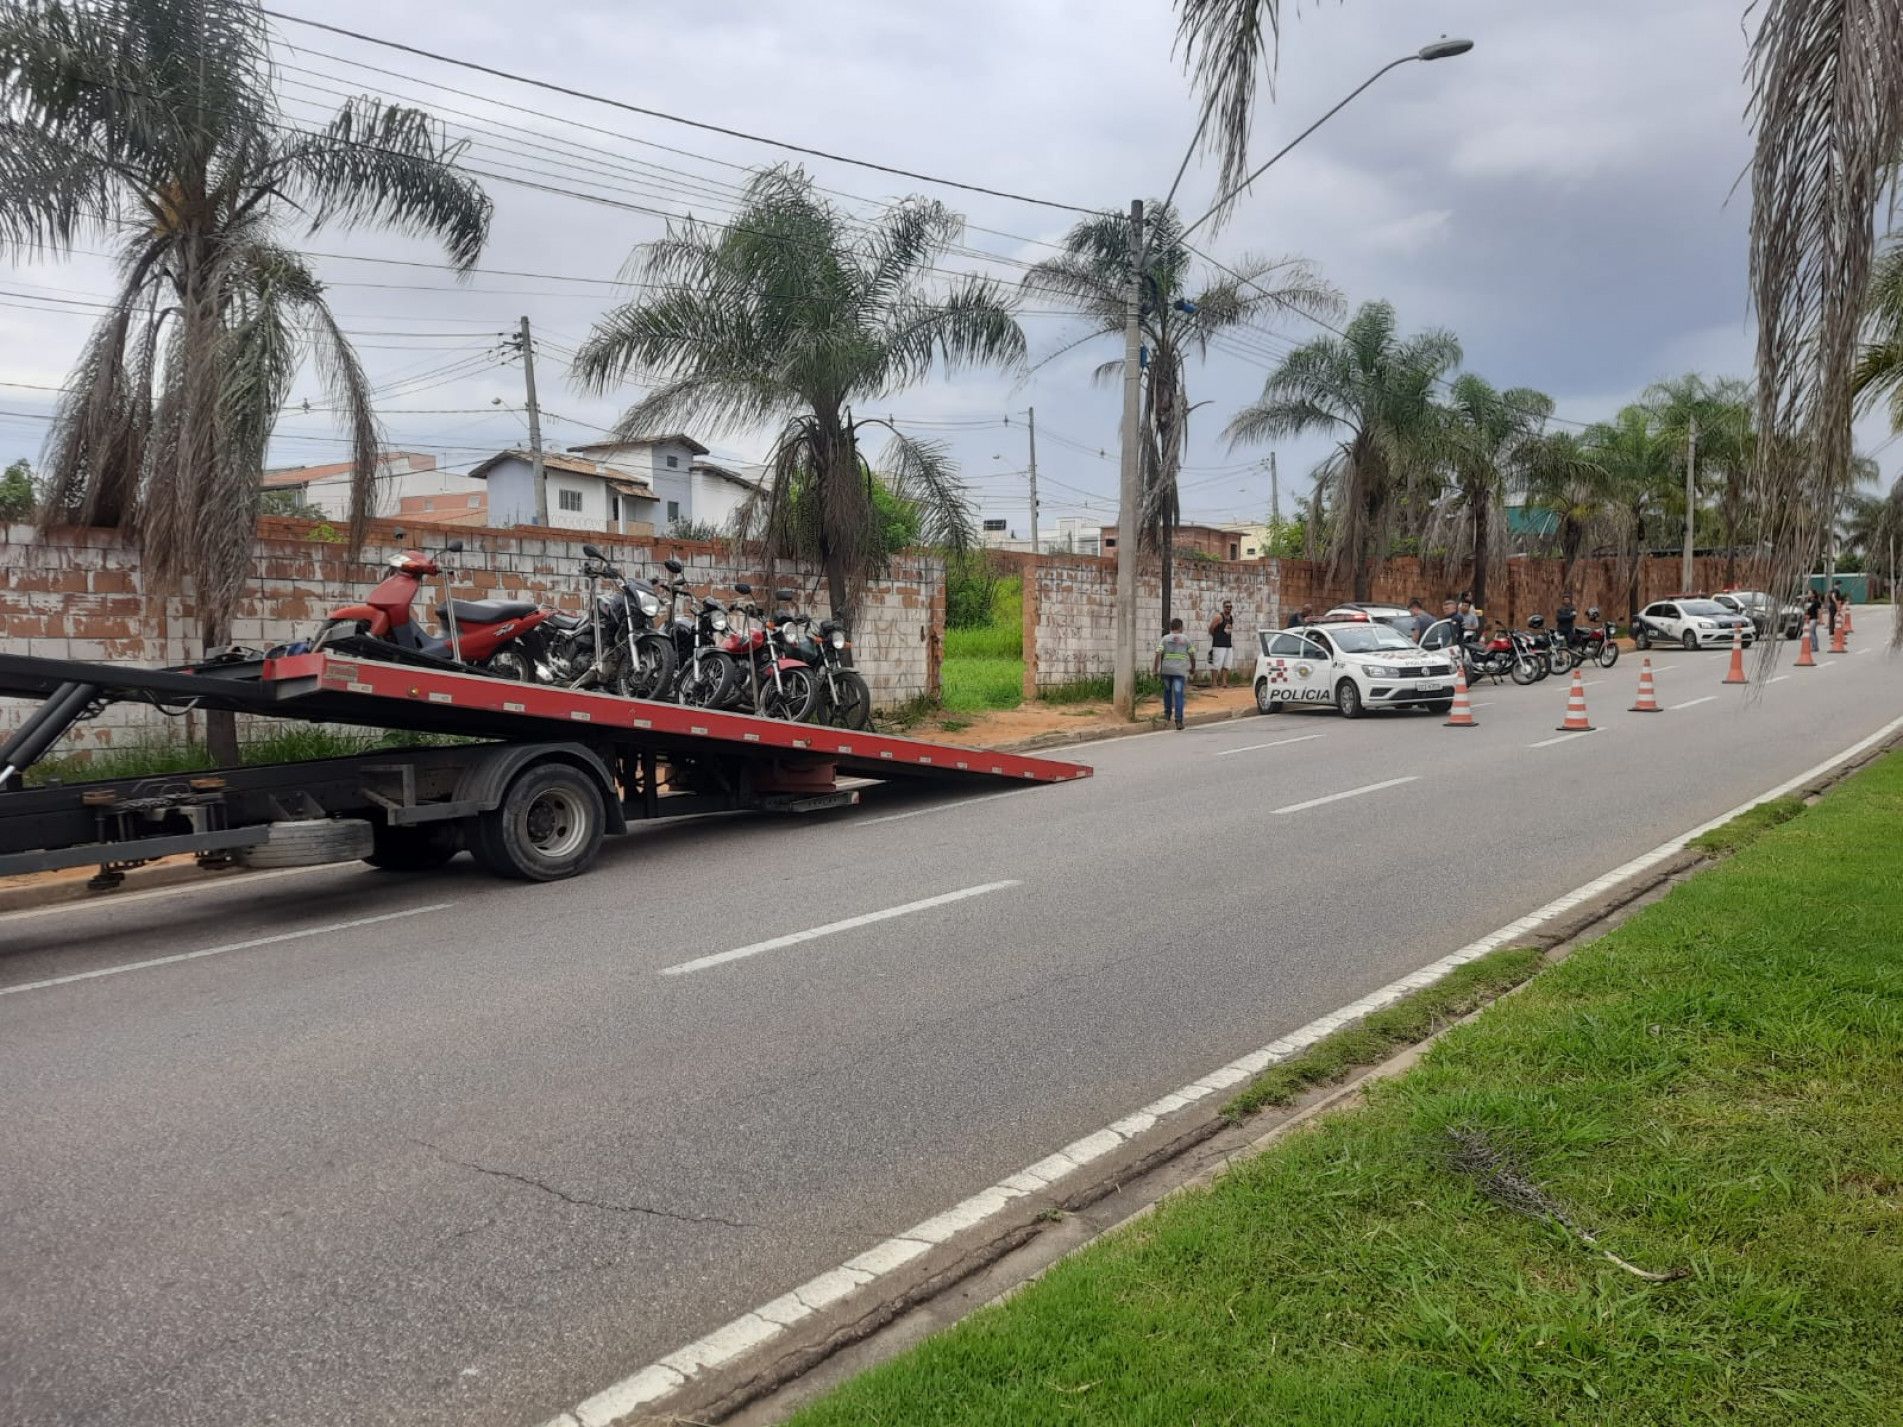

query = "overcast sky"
[1,0,1894,532]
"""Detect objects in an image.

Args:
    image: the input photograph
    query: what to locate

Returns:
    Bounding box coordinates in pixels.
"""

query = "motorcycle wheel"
[484,648,534,682]
[1548,644,1576,675]
[679,652,737,709]
[613,634,677,702]
[1597,642,1620,669]
[756,665,819,722]
[824,669,874,730]
[1510,657,1540,686]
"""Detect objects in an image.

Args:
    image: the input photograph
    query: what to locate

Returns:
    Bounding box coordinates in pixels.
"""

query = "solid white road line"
[1269,776,1416,815]
[1649,663,1679,673]
[540,709,1903,1427]
[1528,729,1602,748]
[659,882,1020,977]
[1669,696,1718,711]
[1854,647,1871,655]
[0,903,451,999]
[1768,675,1790,684]
[1214,733,1326,758]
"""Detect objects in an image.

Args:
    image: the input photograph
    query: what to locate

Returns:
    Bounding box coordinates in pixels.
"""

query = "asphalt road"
[3,640,1900,1427]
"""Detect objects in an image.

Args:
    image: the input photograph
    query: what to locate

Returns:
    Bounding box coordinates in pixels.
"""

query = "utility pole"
[1112,199,1144,721]
[1026,406,1041,556]
[1681,414,1697,591]
[517,316,548,526]
[1269,452,1281,625]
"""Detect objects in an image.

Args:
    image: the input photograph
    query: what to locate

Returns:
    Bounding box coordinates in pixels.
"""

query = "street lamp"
[1111,38,1475,719]
[1179,38,1475,241]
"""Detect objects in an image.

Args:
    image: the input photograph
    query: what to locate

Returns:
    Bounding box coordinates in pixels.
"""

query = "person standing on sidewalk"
[1207,601,1236,688]
[1806,589,1823,651]
[1154,618,1196,730]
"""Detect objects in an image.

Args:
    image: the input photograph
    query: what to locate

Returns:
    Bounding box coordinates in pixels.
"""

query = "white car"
[1252,621,1461,719]
[1632,598,1756,652]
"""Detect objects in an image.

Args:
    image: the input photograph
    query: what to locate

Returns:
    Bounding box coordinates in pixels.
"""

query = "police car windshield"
[1680,600,1729,616]
[1331,625,1417,653]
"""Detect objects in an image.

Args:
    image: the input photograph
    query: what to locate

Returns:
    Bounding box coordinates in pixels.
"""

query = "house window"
[666,500,680,524]
[666,455,680,469]
[1229,543,1240,560]
[558,489,583,513]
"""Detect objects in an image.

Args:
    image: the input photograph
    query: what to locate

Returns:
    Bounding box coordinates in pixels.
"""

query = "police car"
[1252,621,1459,719]
[1631,598,1756,651]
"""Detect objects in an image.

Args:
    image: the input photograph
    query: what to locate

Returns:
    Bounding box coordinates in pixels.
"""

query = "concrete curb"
[0,858,251,916]
[993,702,1255,754]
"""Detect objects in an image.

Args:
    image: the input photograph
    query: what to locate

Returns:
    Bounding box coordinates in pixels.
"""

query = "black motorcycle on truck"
[528,544,675,699]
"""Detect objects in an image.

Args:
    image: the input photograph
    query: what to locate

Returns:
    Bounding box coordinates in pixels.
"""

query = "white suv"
[1253,621,1460,719]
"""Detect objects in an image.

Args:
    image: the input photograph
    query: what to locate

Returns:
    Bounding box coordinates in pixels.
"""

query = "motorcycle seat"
[438,598,538,623]
[543,611,586,631]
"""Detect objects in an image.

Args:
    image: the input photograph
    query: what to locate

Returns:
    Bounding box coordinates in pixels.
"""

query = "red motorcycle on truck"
[310,537,553,680]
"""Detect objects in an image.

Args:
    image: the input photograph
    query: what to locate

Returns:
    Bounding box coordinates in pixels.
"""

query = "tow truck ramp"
[0,652,1091,887]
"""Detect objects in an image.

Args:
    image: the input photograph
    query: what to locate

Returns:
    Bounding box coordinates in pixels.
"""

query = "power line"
[262,8,1096,215]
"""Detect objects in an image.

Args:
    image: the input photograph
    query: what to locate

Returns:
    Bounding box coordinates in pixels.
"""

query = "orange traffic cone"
[1630,658,1662,712]
[1723,625,1748,684]
[1555,667,1595,732]
[1830,619,1848,654]
[1795,620,1817,667]
[1444,662,1478,727]
[1844,603,1855,635]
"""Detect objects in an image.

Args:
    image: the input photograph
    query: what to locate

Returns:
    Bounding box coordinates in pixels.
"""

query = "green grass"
[944,623,1023,660]
[1038,673,1163,705]
[26,725,474,786]
[941,656,1025,712]
[789,752,1903,1427]
[1222,946,1546,1119]
[1689,796,1806,856]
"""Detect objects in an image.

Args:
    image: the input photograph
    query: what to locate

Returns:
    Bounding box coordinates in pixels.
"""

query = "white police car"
[1632,598,1756,652]
[1252,621,1460,719]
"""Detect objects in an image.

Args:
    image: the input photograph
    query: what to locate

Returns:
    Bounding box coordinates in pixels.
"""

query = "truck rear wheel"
[468,763,604,882]
[364,821,460,872]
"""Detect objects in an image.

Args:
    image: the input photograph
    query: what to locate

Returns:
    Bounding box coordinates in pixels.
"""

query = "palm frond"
[279,95,491,270]
[861,421,974,556]
[1172,0,1291,222]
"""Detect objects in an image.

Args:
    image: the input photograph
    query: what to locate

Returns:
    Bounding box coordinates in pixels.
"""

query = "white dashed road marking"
[0,904,451,999]
[659,883,1020,976]
[1214,734,1326,758]
[1528,729,1602,748]
[1269,777,1417,815]
[1669,696,1717,711]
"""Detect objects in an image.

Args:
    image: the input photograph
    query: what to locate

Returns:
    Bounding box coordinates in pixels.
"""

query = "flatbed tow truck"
[0,651,1091,888]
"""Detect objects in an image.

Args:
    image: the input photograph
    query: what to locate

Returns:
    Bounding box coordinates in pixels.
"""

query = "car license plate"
[1416,684,1447,695]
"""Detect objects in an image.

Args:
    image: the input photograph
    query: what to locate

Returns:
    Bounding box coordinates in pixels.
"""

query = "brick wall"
[2,519,943,753]
[1017,550,1752,691]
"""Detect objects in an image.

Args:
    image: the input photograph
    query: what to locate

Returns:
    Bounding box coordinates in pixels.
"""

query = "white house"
[260,452,481,519]
[466,449,659,534]
[564,436,759,532]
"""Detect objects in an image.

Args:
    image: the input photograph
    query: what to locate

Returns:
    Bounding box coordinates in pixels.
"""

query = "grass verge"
[788,750,1903,1426]
[941,656,1025,712]
[1038,672,1162,705]
[1688,795,1805,856]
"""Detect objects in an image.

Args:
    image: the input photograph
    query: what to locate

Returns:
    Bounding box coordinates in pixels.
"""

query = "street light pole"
[1113,199,1145,721]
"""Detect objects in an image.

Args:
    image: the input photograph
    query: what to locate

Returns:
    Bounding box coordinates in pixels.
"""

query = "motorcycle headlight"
[711,612,728,632]
[636,590,662,617]
[830,630,846,649]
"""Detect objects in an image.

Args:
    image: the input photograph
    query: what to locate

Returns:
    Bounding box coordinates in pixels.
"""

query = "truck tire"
[468,763,604,882]
[244,818,374,869]
[364,821,460,872]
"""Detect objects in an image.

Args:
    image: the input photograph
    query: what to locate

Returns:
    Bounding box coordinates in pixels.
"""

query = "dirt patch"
[896,683,1259,749]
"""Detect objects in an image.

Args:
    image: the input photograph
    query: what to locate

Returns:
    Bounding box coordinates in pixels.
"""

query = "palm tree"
[0,0,490,757]
[1432,375,1553,611]
[1581,405,1674,622]
[1173,0,1293,212]
[1226,300,1460,601]
[1854,240,1903,433]
[1642,374,1756,584]
[1746,0,1903,635]
[1022,199,1338,629]
[573,165,1023,628]
[1521,430,1615,595]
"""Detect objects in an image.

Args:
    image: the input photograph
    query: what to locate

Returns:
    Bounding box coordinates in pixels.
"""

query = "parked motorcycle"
[755,595,821,721]
[1526,614,1573,677]
[1566,608,1620,669]
[1457,624,1541,686]
[813,619,873,729]
[531,544,675,699]
[310,537,551,680]
[677,582,754,711]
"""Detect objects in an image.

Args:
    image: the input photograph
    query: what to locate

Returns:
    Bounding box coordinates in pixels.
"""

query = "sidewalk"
[784,749,1903,1425]
[902,681,1259,752]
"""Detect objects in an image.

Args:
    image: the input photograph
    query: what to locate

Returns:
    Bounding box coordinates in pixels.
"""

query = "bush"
[946,550,1004,629]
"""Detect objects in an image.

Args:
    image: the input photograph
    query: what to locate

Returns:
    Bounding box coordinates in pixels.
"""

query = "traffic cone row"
[1555,668,1595,732]
[1795,620,1817,667]
[1630,658,1662,712]
[1444,662,1478,727]
[1723,625,1748,685]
